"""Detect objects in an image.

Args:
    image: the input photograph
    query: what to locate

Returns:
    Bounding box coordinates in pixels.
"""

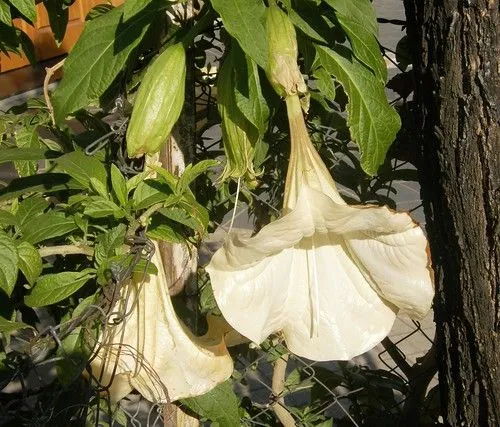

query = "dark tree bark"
[403,0,500,425]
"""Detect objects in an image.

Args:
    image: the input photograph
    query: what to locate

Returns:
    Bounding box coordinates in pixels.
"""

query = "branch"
[402,343,438,426]
[44,58,65,126]
[271,354,296,427]
[38,244,94,258]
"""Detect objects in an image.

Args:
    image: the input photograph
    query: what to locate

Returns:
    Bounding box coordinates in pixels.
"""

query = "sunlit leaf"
[0,231,18,297]
[25,269,96,307]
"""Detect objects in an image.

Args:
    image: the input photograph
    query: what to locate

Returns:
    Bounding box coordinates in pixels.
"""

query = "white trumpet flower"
[206,95,434,361]
[91,243,233,403]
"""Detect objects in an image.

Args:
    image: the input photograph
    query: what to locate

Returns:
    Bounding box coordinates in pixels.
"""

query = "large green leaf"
[110,164,127,206]
[123,0,150,20]
[0,147,59,164]
[8,0,36,23]
[13,127,40,177]
[54,151,107,187]
[52,2,164,124]
[133,179,176,211]
[0,173,84,201]
[181,380,240,426]
[324,0,378,36]
[176,160,218,194]
[83,196,125,219]
[316,45,400,175]
[0,231,18,297]
[211,0,267,69]
[0,0,11,26]
[44,0,69,45]
[234,48,270,137]
[20,212,78,244]
[325,0,386,82]
[0,210,17,227]
[0,315,32,334]
[16,241,42,285]
[94,223,127,266]
[25,269,95,307]
[16,197,49,226]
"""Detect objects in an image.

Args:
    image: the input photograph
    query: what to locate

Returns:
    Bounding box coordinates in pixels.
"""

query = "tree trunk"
[403,0,500,425]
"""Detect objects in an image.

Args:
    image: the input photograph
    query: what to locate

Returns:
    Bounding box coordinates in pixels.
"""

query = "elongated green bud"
[217,52,259,187]
[127,43,186,158]
[266,5,307,97]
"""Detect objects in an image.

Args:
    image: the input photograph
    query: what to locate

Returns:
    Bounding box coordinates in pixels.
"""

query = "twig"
[44,58,65,125]
[381,337,413,378]
[402,343,438,426]
[38,244,94,258]
[271,354,296,427]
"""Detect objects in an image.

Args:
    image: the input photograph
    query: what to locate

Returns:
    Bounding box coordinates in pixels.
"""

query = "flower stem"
[271,354,296,426]
[38,244,94,258]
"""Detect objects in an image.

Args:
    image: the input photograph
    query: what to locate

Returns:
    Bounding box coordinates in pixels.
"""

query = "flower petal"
[207,186,433,361]
[91,245,233,403]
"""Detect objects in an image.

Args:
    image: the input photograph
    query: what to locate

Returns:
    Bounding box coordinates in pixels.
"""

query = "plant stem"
[271,354,296,427]
[38,244,94,258]
[127,202,164,239]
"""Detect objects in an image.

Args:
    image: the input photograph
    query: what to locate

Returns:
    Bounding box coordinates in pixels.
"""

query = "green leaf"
[25,269,95,307]
[0,210,17,227]
[8,0,36,23]
[0,315,32,334]
[324,0,378,36]
[0,173,84,201]
[177,160,218,194]
[325,0,386,82]
[16,196,49,226]
[97,254,157,284]
[148,164,177,190]
[13,127,40,177]
[110,164,127,206]
[123,0,149,20]
[126,169,154,194]
[21,212,77,244]
[288,5,329,44]
[234,49,270,137]
[83,196,125,219]
[56,326,88,384]
[146,216,184,243]
[395,35,411,71]
[0,231,18,297]
[181,380,240,426]
[316,45,401,175]
[16,241,42,285]
[44,0,68,45]
[0,0,12,26]
[313,67,336,101]
[158,206,202,233]
[0,147,59,164]
[94,223,127,266]
[52,3,165,124]
[211,0,267,69]
[17,27,35,64]
[89,177,109,198]
[54,151,107,187]
[133,179,175,211]
[85,3,114,21]
[178,194,209,232]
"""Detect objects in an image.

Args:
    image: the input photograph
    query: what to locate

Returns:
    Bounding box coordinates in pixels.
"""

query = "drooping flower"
[206,94,434,361]
[91,242,233,403]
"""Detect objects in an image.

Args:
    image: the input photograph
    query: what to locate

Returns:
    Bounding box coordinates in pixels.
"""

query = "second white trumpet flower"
[206,95,434,361]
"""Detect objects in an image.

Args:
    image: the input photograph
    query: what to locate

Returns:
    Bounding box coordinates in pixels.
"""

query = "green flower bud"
[266,5,307,97]
[127,43,186,158]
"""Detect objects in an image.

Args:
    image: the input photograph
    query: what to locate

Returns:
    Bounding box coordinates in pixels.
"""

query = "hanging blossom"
[90,242,233,403]
[206,94,434,361]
